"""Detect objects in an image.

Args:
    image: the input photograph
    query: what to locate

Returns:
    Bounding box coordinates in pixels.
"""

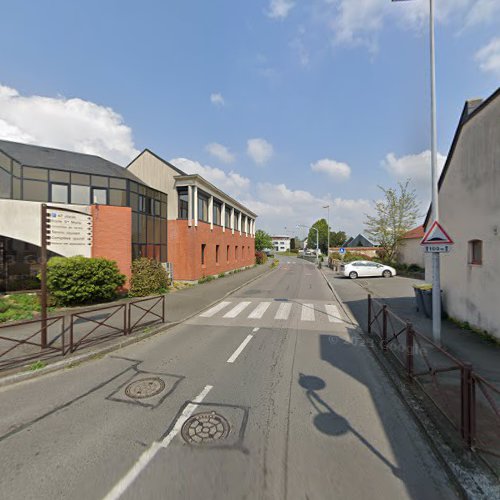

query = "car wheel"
[382,270,392,278]
[349,271,358,279]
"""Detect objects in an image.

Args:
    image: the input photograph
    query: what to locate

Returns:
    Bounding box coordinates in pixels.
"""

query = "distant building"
[424,87,500,340]
[346,234,376,248]
[397,226,425,268]
[271,236,291,253]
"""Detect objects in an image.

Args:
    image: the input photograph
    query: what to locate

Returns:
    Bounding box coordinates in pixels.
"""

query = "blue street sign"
[339,248,346,254]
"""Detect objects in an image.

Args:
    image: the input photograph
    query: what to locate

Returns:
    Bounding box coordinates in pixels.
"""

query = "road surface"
[0,258,457,499]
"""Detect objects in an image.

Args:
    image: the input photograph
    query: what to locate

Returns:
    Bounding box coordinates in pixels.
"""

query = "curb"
[0,265,276,390]
[319,269,497,499]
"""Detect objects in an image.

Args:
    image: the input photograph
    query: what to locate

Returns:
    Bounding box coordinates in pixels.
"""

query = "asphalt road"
[0,258,458,499]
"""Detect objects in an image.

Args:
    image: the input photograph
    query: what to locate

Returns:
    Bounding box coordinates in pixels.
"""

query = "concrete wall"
[168,220,255,281]
[438,94,500,339]
[0,199,91,257]
[397,239,425,267]
[127,150,177,218]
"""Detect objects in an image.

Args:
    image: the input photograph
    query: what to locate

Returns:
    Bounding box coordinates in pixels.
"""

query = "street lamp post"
[392,0,441,343]
[323,204,330,264]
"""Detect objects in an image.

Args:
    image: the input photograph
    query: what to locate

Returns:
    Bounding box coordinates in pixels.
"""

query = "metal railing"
[367,294,499,465]
[0,295,167,369]
[0,315,65,369]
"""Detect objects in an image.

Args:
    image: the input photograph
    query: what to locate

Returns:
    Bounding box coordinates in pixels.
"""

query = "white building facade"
[271,236,291,253]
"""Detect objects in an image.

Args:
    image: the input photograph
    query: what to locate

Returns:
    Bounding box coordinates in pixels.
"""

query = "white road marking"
[200,301,231,317]
[275,302,292,320]
[103,385,213,500]
[301,303,315,321]
[252,327,260,332]
[227,334,253,363]
[223,301,251,318]
[325,304,343,323]
[248,302,271,319]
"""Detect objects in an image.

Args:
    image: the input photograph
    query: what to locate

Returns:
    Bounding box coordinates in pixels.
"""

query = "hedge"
[46,256,126,306]
[129,258,169,297]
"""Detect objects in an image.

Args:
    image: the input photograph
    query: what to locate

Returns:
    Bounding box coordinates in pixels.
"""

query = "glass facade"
[0,153,168,292]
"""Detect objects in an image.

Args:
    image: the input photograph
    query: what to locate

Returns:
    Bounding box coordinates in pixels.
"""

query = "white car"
[341,260,396,279]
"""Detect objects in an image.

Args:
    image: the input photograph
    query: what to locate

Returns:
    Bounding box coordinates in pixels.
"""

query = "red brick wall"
[167,220,256,280]
[91,205,132,281]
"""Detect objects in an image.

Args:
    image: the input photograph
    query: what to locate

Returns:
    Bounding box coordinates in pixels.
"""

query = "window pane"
[12,162,21,177]
[160,220,167,245]
[13,178,21,199]
[154,200,161,216]
[71,173,90,185]
[51,184,68,203]
[50,170,70,183]
[0,152,12,172]
[132,213,139,243]
[160,245,167,262]
[110,177,126,189]
[147,216,155,243]
[23,179,48,201]
[0,168,11,198]
[129,181,138,193]
[109,189,126,206]
[178,189,188,219]
[92,175,108,187]
[71,185,90,204]
[23,166,48,180]
[130,192,139,211]
[161,201,167,219]
[92,188,107,204]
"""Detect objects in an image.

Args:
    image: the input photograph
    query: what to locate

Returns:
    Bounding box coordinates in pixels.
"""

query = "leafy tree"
[364,181,420,262]
[306,219,329,254]
[330,231,348,247]
[255,229,273,251]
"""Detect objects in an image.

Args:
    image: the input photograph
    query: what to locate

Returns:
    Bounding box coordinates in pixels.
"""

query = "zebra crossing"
[194,298,345,329]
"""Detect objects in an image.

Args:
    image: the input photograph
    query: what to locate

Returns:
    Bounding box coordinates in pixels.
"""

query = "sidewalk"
[0,264,273,381]
[322,266,500,383]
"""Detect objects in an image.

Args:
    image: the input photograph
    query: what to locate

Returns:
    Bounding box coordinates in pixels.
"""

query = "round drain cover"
[125,377,165,399]
[181,411,230,444]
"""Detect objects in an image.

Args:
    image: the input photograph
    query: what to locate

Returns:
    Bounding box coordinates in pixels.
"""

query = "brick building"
[127,150,256,281]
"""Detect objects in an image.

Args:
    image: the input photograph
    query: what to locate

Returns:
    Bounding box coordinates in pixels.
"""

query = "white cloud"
[383,150,446,207]
[169,157,250,198]
[310,158,351,180]
[475,37,500,77]
[0,84,138,165]
[465,0,500,28]
[210,93,225,106]
[247,138,274,165]
[267,0,295,19]
[205,142,235,164]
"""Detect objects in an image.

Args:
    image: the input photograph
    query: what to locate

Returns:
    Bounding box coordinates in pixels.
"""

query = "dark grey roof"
[346,234,376,247]
[0,139,144,182]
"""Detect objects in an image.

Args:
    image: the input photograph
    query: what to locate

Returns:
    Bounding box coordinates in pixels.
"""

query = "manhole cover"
[125,377,165,399]
[181,411,230,444]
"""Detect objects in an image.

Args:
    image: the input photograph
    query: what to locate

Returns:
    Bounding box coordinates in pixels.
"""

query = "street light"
[297,224,319,266]
[323,204,330,263]
[392,0,441,344]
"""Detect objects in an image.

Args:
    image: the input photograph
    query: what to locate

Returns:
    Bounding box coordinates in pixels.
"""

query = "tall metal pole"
[40,204,48,349]
[429,0,441,344]
[315,228,319,267]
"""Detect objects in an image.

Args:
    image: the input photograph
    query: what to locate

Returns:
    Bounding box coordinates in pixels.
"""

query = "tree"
[364,181,420,262]
[306,219,329,254]
[330,231,348,247]
[255,229,273,251]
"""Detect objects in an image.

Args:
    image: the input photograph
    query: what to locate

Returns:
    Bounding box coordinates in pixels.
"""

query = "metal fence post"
[127,303,131,336]
[406,322,414,378]
[70,316,74,353]
[382,305,388,351]
[162,295,166,323]
[461,362,473,448]
[367,294,372,334]
[124,304,128,335]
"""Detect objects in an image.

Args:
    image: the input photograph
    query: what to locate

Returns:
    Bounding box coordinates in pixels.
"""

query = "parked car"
[263,248,274,257]
[340,260,396,279]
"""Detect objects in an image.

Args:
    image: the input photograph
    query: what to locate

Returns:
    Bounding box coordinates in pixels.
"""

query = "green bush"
[45,256,126,307]
[198,275,215,284]
[129,258,169,297]
[218,272,225,278]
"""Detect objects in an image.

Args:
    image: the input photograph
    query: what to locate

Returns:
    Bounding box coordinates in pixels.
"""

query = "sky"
[0,0,499,238]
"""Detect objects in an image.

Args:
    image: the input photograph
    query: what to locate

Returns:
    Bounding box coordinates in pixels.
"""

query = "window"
[235,246,238,260]
[51,183,69,203]
[23,166,48,180]
[468,240,482,265]
[216,245,220,264]
[0,167,11,198]
[198,192,209,222]
[50,170,70,183]
[178,188,189,219]
[109,189,126,206]
[225,207,231,228]
[23,179,48,202]
[201,244,206,266]
[213,201,222,225]
[226,245,230,262]
[91,188,107,204]
[71,184,90,204]
[242,246,245,259]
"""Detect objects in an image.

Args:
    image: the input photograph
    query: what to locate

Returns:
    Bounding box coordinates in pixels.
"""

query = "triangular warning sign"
[421,221,454,245]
